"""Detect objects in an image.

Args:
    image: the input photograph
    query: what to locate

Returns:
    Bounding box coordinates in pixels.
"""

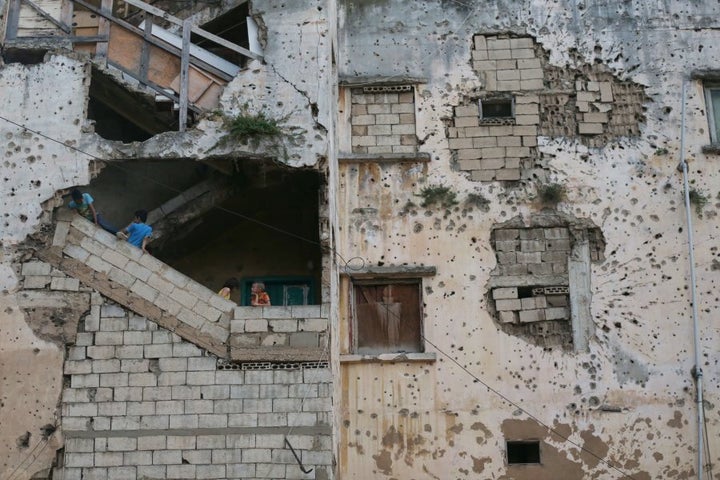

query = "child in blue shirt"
[68,189,117,234]
[117,210,152,252]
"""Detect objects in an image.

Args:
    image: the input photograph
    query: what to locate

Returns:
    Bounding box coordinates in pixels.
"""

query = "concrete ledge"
[231,347,327,362]
[340,352,436,363]
[339,76,427,86]
[487,274,568,288]
[338,152,431,164]
[341,265,436,278]
[64,425,331,438]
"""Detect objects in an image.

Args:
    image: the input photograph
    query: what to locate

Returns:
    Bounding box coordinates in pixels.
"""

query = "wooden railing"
[3,0,262,130]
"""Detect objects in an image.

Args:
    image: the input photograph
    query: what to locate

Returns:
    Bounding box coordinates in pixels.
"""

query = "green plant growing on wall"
[688,188,708,215]
[418,185,458,209]
[225,111,282,142]
[207,107,285,153]
[537,182,567,207]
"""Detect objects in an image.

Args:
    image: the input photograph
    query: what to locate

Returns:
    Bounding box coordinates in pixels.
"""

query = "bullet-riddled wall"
[336,0,720,478]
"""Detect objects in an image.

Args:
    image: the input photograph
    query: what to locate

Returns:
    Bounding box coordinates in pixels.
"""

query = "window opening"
[705,82,720,144]
[241,277,314,306]
[507,440,540,464]
[194,3,251,67]
[351,281,423,354]
[480,97,514,119]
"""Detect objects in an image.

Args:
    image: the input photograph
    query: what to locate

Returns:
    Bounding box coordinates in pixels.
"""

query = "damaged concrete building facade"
[0,0,719,479]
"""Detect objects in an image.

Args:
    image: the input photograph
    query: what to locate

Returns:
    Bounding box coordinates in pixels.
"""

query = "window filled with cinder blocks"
[350,85,417,155]
[487,219,605,350]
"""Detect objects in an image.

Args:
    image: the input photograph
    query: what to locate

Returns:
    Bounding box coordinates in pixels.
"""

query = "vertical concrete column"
[569,229,593,352]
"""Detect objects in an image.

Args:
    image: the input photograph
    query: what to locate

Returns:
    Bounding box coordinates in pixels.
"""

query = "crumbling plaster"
[337,0,719,478]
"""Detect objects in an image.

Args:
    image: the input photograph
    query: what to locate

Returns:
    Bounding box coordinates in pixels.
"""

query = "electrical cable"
[370,299,641,480]
[0,107,644,480]
[5,438,49,480]
[419,333,640,480]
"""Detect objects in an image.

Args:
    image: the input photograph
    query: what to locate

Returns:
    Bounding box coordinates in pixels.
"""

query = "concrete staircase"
[39,211,328,361]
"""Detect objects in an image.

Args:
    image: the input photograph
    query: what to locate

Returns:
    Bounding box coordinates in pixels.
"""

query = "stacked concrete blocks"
[576,80,613,135]
[449,35,544,182]
[230,304,330,356]
[490,226,573,327]
[492,227,571,276]
[472,35,544,92]
[60,297,333,479]
[351,85,417,155]
[493,286,570,324]
[22,260,82,291]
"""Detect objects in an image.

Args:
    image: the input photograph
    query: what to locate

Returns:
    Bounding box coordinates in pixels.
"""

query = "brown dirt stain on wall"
[373,449,393,475]
[580,427,609,469]
[471,455,491,473]
[666,410,684,428]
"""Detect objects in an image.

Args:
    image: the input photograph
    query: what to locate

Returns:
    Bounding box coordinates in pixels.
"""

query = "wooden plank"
[70,34,106,42]
[60,0,73,31]
[170,66,217,102]
[95,0,111,59]
[190,25,261,62]
[195,82,223,110]
[138,12,151,82]
[171,70,223,110]
[146,42,181,87]
[6,0,22,39]
[72,0,233,82]
[178,18,191,132]
[71,10,98,28]
[22,0,70,32]
[107,22,143,74]
[121,0,181,26]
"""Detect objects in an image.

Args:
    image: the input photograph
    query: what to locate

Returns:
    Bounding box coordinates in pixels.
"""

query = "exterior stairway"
[4,0,261,127]
[39,210,329,361]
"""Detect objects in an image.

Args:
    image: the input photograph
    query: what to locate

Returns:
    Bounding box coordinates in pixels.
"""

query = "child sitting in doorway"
[250,282,271,307]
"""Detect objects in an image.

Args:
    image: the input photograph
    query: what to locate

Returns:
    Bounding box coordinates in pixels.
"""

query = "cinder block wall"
[58,295,332,480]
[350,86,417,154]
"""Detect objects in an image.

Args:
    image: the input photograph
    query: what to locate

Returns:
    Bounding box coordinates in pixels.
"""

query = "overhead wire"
[2,109,640,480]
[5,437,50,480]
[0,0,672,468]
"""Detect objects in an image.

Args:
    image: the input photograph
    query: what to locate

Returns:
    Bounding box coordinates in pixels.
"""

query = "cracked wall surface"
[337,0,720,478]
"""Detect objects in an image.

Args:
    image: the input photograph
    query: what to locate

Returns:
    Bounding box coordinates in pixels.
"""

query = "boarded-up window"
[351,281,423,354]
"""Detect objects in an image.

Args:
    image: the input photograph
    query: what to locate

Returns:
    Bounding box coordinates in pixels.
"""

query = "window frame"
[704,82,720,144]
[349,278,425,355]
[506,440,541,465]
[479,96,515,120]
